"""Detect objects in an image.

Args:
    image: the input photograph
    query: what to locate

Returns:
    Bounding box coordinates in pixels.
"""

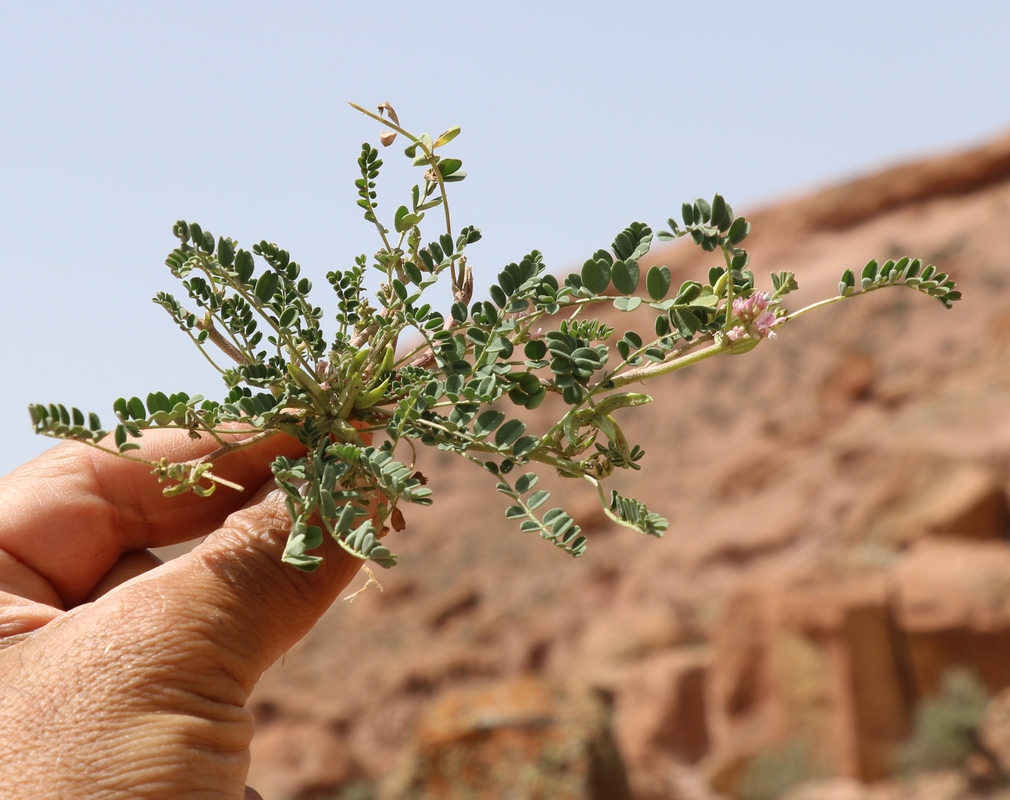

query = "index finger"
[0,429,305,607]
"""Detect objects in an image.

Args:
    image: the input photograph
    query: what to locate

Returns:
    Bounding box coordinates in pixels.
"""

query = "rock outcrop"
[378,677,632,800]
[704,535,1010,793]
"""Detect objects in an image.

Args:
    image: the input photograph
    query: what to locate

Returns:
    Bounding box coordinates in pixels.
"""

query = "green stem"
[609,339,726,388]
[192,415,229,447]
[722,245,736,334]
[582,474,642,534]
[397,324,444,369]
[195,427,283,465]
[194,261,258,361]
[781,294,848,323]
[210,257,315,378]
[184,329,228,374]
[202,471,247,492]
[349,102,453,237]
[409,416,584,475]
[602,290,852,390]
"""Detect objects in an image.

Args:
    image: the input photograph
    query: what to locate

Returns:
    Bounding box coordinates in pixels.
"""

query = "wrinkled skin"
[0,431,363,798]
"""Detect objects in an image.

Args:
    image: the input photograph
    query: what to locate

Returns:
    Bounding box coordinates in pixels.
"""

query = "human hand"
[0,431,364,798]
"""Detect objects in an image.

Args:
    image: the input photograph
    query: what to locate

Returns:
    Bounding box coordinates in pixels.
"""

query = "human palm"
[0,431,361,799]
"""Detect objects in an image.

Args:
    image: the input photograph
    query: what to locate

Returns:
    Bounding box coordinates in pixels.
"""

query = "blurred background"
[4,3,1010,800]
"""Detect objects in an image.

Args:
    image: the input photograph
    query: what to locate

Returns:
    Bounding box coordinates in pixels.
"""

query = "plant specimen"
[30,103,961,571]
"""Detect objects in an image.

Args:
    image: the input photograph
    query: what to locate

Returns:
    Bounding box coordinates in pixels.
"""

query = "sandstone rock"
[706,573,910,788]
[836,601,912,780]
[926,467,1009,540]
[747,129,1010,233]
[680,492,806,567]
[242,134,1010,798]
[394,644,501,695]
[246,718,360,800]
[423,583,481,630]
[625,756,728,800]
[580,604,693,665]
[819,351,876,417]
[606,648,711,768]
[890,536,1010,695]
[705,537,1010,796]
[379,677,633,800]
[704,587,774,795]
[846,454,1008,549]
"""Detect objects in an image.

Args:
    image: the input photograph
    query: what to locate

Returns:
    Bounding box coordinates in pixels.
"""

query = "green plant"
[895,669,990,776]
[28,102,961,572]
[738,740,819,800]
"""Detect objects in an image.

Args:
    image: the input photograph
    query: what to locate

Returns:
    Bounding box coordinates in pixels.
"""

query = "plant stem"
[349,102,453,237]
[195,427,283,465]
[609,339,726,388]
[782,294,848,323]
[196,317,253,366]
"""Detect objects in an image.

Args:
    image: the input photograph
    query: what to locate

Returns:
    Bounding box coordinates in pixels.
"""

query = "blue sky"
[2,1,1008,476]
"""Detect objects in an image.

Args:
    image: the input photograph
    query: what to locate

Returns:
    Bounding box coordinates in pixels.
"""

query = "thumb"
[133,482,365,695]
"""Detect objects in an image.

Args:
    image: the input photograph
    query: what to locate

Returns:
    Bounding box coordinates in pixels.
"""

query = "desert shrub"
[738,740,819,800]
[894,669,990,776]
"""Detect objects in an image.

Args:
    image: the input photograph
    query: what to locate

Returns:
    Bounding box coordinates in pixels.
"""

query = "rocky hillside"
[243,131,1010,800]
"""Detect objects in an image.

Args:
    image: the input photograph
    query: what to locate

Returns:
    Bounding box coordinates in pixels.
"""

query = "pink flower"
[726,292,782,342]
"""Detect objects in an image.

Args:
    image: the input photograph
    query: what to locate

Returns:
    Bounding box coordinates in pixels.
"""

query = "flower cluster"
[727,292,782,342]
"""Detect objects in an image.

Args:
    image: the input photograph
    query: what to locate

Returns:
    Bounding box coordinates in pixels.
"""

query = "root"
[343,565,383,603]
